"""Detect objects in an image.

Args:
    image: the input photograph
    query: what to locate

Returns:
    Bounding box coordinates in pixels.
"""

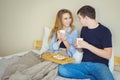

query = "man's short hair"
[77,5,96,19]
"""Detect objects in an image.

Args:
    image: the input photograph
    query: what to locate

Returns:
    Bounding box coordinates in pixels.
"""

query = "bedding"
[0,50,90,80]
[39,27,51,55]
[0,50,120,80]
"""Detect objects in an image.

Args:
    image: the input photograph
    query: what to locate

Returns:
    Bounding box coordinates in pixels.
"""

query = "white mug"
[77,38,83,48]
[59,30,65,34]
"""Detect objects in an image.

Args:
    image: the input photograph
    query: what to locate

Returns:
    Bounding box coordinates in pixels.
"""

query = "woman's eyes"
[64,17,71,20]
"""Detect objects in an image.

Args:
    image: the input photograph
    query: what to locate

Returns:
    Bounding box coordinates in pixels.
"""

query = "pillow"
[73,50,83,63]
[40,27,51,55]
[109,52,114,72]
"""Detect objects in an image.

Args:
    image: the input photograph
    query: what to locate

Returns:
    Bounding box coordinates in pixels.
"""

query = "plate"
[53,54,65,60]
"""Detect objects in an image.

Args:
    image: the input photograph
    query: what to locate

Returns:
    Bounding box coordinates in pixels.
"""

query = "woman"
[48,9,78,57]
[2,9,79,80]
[1,9,80,80]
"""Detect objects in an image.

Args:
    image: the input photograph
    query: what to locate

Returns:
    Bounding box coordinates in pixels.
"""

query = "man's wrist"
[87,43,93,50]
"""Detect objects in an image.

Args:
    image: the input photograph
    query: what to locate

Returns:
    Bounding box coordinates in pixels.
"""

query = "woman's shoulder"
[73,29,78,33]
[71,28,78,35]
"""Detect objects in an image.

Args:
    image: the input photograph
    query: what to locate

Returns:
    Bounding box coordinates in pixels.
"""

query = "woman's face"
[61,13,72,28]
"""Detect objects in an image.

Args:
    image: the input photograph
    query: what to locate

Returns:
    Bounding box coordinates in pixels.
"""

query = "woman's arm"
[49,34,60,51]
[65,30,78,57]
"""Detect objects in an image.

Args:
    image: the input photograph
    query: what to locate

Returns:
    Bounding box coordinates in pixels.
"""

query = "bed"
[0,27,120,80]
[0,50,120,80]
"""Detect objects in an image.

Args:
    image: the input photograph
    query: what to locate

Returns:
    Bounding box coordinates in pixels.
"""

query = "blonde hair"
[48,9,75,42]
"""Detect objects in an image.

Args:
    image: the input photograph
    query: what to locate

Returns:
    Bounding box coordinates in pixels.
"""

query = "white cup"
[77,38,83,48]
[59,30,65,34]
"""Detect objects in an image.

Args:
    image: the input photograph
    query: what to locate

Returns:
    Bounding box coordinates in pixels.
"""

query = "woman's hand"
[57,31,61,40]
[60,33,66,41]
[74,39,78,48]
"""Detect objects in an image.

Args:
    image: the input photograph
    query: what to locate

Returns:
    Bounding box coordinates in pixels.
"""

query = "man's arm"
[78,40,112,59]
[87,44,112,59]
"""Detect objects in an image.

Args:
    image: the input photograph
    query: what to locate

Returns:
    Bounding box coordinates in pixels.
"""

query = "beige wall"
[0,0,120,57]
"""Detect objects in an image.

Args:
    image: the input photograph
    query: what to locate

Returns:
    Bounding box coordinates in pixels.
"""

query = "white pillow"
[39,27,51,54]
[73,50,83,63]
[109,52,114,73]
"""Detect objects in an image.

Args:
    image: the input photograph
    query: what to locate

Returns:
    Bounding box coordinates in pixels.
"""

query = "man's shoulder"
[99,23,111,32]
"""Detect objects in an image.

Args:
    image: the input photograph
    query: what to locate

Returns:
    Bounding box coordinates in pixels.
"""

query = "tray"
[41,53,74,64]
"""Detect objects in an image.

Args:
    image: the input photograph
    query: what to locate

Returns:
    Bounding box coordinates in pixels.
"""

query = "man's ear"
[85,16,89,20]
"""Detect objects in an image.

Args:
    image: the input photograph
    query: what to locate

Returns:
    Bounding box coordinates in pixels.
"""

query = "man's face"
[77,14,86,26]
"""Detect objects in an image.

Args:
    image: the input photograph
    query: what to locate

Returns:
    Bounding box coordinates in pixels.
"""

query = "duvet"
[0,51,87,80]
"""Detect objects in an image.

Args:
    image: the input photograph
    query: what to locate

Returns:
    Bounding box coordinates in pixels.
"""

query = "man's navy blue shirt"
[81,23,112,66]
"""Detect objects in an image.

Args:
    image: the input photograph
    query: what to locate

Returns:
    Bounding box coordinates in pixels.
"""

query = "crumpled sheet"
[1,51,88,80]
[8,61,58,80]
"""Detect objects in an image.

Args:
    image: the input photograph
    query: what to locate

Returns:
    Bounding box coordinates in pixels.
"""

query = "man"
[58,5,114,80]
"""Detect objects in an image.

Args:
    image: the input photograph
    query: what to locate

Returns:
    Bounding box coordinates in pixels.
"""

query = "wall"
[0,0,120,57]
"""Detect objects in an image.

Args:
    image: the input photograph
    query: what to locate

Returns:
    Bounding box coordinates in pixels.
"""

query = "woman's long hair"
[48,9,75,42]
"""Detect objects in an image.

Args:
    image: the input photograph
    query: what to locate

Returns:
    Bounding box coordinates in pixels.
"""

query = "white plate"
[53,55,65,60]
